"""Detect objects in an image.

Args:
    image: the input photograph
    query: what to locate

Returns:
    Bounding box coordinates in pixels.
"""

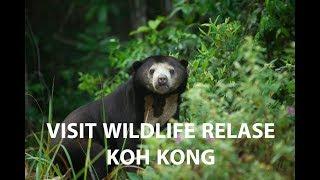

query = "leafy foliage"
[26,0,295,179]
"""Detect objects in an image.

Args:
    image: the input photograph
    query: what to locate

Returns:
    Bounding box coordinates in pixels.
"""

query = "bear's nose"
[158,75,168,86]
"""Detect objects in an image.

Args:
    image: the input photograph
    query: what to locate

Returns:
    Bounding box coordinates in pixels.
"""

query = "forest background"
[25,0,295,179]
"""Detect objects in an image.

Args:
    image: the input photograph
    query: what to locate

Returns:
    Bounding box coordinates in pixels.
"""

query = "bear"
[51,55,188,179]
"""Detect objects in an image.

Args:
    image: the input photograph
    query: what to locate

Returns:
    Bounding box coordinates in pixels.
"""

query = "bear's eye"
[149,69,155,75]
[169,69,175,75]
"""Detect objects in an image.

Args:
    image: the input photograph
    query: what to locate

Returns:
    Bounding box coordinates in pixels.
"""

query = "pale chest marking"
[144,94,178,126]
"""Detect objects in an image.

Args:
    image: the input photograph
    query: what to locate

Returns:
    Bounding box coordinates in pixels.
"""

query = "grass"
[25,79,133,180]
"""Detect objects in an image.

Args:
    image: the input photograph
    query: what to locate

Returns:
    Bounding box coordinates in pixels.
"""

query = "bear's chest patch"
[144,94,178,126]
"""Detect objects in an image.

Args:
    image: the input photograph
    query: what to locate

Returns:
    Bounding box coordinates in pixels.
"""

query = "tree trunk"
[164,0,172,15]
[129,0,147,38]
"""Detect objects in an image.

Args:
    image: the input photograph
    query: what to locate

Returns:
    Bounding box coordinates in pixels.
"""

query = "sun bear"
[51,55,188,179]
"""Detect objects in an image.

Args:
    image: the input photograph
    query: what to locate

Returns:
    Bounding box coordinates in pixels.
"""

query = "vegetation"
[25,0,295,179]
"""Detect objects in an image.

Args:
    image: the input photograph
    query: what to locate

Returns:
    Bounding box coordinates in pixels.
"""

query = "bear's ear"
[180,59,188,68]
[130,61,143,75]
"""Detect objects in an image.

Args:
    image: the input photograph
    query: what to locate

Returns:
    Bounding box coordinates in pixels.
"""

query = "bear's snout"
[157,75,168,86]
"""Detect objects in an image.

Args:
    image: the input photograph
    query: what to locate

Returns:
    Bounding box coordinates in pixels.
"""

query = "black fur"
[51,55,188,179]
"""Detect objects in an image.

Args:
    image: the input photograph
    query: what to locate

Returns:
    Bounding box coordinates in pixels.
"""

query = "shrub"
[26,0,295,179]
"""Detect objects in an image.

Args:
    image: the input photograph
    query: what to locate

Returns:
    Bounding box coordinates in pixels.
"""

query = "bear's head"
[131,55,188,95]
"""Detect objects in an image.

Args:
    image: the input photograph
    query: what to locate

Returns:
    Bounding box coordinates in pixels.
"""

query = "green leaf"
[148,17,164,30]
[129,26,150,35]
[127,172,142,180]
